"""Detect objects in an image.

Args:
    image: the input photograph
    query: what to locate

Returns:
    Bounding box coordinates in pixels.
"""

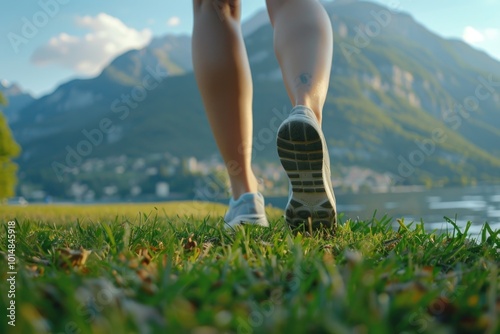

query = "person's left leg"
[192,0,257,200]
[192,0,268,228]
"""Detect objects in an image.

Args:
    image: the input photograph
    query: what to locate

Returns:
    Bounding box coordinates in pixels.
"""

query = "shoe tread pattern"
[277,120,336,230]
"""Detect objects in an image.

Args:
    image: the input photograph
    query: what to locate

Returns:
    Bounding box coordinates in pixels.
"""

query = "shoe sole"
[277,117,337,231]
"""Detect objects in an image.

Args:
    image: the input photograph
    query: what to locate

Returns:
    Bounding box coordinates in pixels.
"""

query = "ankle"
[230,175,259,200]
[295,100,322,124]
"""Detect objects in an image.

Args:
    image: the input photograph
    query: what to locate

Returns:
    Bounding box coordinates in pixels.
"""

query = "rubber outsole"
[277,119,337,231]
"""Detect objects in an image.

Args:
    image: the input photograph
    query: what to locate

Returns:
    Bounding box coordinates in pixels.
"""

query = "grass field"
[0,203,499,334]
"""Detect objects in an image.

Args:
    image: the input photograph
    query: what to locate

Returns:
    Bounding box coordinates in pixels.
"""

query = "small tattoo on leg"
[295,73,312,88]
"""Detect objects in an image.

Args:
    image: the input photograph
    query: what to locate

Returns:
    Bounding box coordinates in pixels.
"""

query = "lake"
[25,185,499,238]
[264,185,500,237]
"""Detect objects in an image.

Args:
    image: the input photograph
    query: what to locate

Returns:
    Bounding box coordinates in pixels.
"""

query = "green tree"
[0,92,21,200]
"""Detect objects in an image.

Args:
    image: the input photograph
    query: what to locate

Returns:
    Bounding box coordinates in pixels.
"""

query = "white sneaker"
[224,192,270,229]
[276,105,337,231]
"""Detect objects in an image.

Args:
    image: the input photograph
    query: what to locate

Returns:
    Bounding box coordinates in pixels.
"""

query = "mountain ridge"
[0,80,35,124]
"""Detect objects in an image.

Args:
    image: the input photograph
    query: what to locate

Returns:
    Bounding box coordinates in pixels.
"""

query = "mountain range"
[5,0,500,198]
[0,80,35,124]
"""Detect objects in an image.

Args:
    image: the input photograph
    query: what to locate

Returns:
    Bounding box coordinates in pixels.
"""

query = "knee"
[194,0,241,20]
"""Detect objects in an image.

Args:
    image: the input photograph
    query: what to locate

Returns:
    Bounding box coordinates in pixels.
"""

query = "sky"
[1,0,499,97]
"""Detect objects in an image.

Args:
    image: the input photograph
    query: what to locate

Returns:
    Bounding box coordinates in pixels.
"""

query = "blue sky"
[1,0,499,97]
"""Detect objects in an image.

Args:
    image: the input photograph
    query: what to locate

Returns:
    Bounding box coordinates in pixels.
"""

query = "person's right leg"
[266,0,337,230]
[266,0,333,124]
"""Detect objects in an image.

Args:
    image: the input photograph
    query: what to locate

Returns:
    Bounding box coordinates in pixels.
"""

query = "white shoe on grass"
[276,105,337,231]
[224,192,270,229]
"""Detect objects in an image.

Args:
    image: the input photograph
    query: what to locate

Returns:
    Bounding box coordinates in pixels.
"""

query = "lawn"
[0,203,499,334]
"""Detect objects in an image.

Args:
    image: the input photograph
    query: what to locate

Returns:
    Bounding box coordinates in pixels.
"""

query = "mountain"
[12,0,500,199]
[104,34,193,84]
[0,80,35,123]
[12,34,192,148]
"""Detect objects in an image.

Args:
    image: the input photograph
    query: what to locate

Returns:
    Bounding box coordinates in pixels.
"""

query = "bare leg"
[268,0,336,230]
[266,0,333,124]
[192,0,257,199]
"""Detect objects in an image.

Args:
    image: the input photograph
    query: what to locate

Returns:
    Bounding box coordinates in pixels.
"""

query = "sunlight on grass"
[0,203,498,333]
[0,202,284,225]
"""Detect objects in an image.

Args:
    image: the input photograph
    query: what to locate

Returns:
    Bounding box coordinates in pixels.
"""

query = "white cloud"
[463,26,485,44]
[166,16,181,27]
[463,26,500,45]
[462,26,500,61]
[31,13,152,75]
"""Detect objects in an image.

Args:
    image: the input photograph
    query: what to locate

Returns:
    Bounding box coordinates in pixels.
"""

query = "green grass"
[0,203,499,334]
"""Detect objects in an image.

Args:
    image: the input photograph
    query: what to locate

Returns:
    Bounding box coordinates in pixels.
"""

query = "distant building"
[341,166,392,193]
[186,157,198,173]
[103,185,118,197]
[130,186,142,197]
[156,182,170,198]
